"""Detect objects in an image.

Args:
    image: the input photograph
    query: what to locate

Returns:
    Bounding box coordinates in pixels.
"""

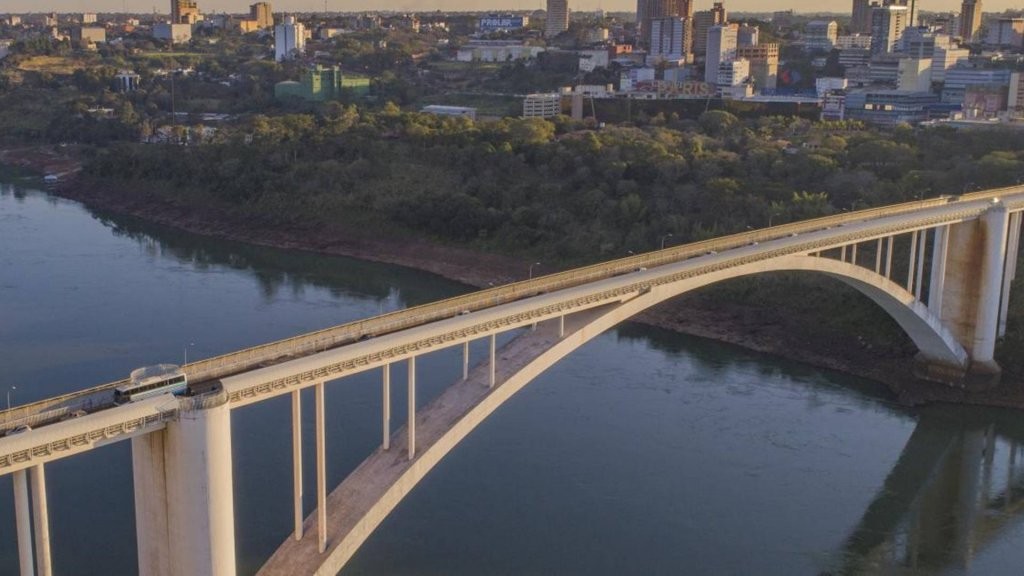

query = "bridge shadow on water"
[832,404,1024,575]
[617,323,1024,575]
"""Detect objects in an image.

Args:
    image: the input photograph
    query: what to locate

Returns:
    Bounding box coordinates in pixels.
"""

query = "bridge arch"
[640,254,968,369]
[261,255,969,575]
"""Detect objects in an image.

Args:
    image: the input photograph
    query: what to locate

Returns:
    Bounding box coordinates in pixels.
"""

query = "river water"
[2,182,1024,575]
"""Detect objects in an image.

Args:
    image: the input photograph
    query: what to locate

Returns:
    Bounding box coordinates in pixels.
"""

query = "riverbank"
[4,145,1022,408]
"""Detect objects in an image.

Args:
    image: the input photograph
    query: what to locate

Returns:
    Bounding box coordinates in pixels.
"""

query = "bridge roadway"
[0,186,1022,576]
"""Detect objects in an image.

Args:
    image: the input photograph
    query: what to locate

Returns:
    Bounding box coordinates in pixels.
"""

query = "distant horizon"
[3,0,1020,19]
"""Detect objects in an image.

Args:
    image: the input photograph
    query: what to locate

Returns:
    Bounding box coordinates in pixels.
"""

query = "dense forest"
[84,107,1024,261]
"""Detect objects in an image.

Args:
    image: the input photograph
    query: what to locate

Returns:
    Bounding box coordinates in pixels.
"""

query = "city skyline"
[3,0,1022,17]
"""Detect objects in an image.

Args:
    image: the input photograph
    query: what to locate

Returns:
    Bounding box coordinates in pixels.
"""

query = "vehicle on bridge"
[114,364,188,404]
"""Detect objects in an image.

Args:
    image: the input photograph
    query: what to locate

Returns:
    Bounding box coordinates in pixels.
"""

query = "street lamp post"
[660,233,674,250]
[183,342,194,366]
[528,262,541,280]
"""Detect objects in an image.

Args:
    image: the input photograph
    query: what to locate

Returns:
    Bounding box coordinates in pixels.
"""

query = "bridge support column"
[315,382,326,554]
[929,225,949,313]
[462,342,469,381]
[133,431,171,576]
[915,229,927,300]
[907,231,919,292]
[998,212,1021,337]
[930,204,1008,388]
[292,390,303,540]
[13,469,33,576]
[970,204,1009,376]
[489,334,496,388]
[382,364,390,451]
[884,236,894,278]
[164,394,236,576]
[31,464,51,576]
[408,357,416,460]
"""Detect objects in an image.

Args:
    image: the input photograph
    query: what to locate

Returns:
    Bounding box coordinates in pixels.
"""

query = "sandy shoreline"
[3,145,1022,408]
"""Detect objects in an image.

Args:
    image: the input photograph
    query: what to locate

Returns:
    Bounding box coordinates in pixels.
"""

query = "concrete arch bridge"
[0,187,1021,576]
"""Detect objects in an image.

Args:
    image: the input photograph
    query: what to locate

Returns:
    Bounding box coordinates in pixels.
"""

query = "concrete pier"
[132,392,237,576]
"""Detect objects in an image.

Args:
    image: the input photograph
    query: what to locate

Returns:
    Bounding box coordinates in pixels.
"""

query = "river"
[2,182,1024,575]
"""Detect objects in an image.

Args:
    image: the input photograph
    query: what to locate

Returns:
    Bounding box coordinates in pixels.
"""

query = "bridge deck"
[258,317,579,575]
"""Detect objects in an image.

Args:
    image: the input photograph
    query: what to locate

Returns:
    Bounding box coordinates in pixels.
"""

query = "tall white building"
[274,15,305,62]
[870,5,909,55]
[649,17,691,62]
[545,0,569,38]
[717,59,750,98]
[705,23,737,84]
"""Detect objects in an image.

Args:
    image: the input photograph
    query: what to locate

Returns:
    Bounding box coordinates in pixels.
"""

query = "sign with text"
[478,16,527,31]
[635,80,715,98]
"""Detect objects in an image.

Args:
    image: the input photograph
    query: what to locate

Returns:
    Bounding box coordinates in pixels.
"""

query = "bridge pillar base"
[964,360,1002,391]
[912,354,1001,391]
[912,354,968,387]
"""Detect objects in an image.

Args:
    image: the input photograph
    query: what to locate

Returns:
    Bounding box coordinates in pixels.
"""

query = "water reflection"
[838,406,1024,574]
[86,207,471,307]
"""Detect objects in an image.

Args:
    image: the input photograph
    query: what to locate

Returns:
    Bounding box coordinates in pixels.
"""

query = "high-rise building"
[250,3,273,28]
[959,0,982,42]
[649,17,691,62]
[987,18,1024,49]
[870,5,908,55]
[931,12,961,36]
[692,2,726,56]
[274,15,305,62]
[804,20,838,52]
[171,0,200,24]
[736,43,778,90]
[1008,72,1024,118]
[737,24,758,47]
[851,0,872,34]
[674,0,694,18]
[637,0,692,49]
[717,58,750,97]
[705,23,737,84]
[545,0,569,38]
[902,28,951,58]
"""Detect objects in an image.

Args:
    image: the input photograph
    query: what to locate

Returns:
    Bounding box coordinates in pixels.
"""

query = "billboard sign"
[478,16,527,32]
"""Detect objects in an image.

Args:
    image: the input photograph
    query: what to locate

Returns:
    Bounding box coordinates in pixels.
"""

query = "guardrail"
[4,186,1023,428]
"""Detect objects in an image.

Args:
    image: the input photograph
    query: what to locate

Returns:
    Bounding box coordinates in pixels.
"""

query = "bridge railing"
[5,186,1023,428]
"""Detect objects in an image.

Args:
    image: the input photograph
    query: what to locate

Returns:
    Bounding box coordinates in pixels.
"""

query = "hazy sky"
[5,0,1017,19]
